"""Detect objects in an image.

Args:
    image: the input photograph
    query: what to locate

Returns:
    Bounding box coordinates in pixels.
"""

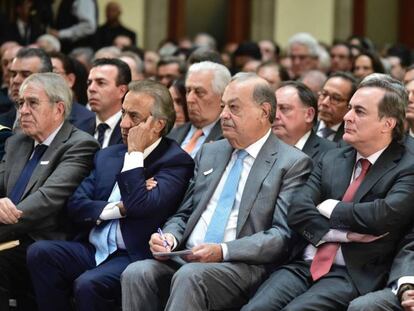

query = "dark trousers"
[27,240,131,311]
[241,260,360,311]
[0,237,36,311]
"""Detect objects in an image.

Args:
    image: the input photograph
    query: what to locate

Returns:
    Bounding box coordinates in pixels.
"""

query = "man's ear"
[382,117,396,134]
[261,102,272,121]
[304,107,316,124]
[153,118,166,135]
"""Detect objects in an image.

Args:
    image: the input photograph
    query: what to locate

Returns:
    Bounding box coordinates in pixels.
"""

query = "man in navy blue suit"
[26,80,195,311]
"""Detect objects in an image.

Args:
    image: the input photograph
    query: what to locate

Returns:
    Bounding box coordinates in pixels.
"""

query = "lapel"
[7,136,33,194]
[331,147,356,200]
[108,119,122,146]
[85,117,96,136]
[175,123,192,144]
[302,131,319,159]
[333,122,345,142]
[353,141,403,202]
[181,141,233,241]
[22,122,73,199]
[236,134,279,235]
[205,120,223,142]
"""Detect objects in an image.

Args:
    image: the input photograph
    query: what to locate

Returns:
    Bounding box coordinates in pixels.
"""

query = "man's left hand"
[401,289,414,311]
[185,243,223,263]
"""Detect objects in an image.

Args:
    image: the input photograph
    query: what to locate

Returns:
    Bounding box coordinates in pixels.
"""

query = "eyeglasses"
[318,90,347,105]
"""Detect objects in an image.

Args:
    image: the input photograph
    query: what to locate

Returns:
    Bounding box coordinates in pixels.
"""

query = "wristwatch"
[398,283,414,302]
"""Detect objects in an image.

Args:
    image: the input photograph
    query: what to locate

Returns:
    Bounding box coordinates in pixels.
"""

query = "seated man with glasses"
[316,72,358,143]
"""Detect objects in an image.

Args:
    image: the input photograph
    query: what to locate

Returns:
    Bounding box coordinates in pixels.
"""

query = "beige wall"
[97,0,145,47]
[274,0,335,47]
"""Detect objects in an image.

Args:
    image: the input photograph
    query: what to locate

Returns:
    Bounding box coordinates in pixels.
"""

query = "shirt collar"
[240,129,271,160]
[295,130,312,150]
[319,120,341,132]
[356,145,388,165]
[96,110,122,130]
[34,122,64,147]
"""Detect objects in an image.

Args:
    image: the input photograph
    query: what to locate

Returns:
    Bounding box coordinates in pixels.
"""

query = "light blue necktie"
[204,150,248,243]
[89,183,121,265]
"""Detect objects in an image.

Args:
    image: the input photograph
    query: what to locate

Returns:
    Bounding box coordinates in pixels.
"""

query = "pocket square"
[40,161,49,165]
[203,168,213,175]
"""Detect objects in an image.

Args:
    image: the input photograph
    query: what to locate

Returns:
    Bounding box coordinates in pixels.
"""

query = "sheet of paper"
[153,249,193,258]
[0,240,19,251]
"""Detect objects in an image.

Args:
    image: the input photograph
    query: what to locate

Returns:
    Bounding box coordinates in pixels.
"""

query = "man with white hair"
[168,61,231,157]
[287,32,319,79]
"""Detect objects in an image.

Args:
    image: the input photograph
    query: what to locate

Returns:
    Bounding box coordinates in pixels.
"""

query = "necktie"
[9,144,48,204]
[97,123,109,147]
[204,150,249,243]
[320,127,335,139]
[89,183,122,265]
[310,158,371,281]
[184,129,203,154]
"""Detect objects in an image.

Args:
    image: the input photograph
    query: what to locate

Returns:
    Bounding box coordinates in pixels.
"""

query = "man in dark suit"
[81,58,131,148]
[0,72,99,310]
[26,80,194,311]
[273,81,335,162]
[121,73,312,311]
[242,74,414,311]
[168,61,231,157]
[315,72,357,143]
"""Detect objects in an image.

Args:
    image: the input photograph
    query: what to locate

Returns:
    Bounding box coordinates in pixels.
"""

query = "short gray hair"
[127,80,175,136]
[20,72,73,119]
[187,61,231,95]
[287,32,319,57]
[231,72,276,123]
[359,73,407,141]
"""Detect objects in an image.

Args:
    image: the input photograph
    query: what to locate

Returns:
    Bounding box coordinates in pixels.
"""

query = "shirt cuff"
[166,233,178,251]
[396,276,414,294]
[99,202,123,221]
[221,243,228,261]
[317,199,340,219]
[319,229,349,245]
[122,151,143,172]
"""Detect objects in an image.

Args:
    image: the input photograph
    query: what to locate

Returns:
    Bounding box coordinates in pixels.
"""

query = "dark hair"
[257,61,290,82]
[330,41,353,59]
[16,48,53,72]
[387,44,412,68]
[353,51,385,75]
[359,74,407,141]
[328,71,358,100]
[188,47,223,65]
[157,56,187,75]
[170,78,189,122]
[91,58,131,86]
[279,81,318,124]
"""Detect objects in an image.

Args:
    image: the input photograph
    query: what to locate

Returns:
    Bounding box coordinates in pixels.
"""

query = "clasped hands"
[0,198,22,224]
[148,232,223,263]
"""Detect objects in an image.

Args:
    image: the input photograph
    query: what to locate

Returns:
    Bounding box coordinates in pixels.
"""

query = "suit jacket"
[288,140,414,294]
[77,116,122,147]
[163,133,312,265]
[68,102,95,133]
[302,130,336,163]
[67,138,194,261]
[167,120,223,145]
[0,121,99,243]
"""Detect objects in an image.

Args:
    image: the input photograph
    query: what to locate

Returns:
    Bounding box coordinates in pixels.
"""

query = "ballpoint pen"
[157,228,171,250]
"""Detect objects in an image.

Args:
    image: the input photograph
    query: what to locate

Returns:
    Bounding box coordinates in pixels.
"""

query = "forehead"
[186,70,214,88]
[51,57,64,69]
[276,86,301,105]
[290,43,309,55]
[324,77,352,96]
[222,80,253,102]
[331,45,349,55]
[21,82,47,99]
[406,80,414,92]
[356,55,372,65]
[89,65,118,80]
[350,87,385,109]
[158,63,179,73]
[123,91,154,111]
[11,56,42,71]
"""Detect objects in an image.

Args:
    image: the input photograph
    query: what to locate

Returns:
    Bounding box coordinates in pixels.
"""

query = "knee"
[73,273,99,298]
[347,295,376,311]
[171,263,204,288]
[26,241,52,267]
[121,260,156,288]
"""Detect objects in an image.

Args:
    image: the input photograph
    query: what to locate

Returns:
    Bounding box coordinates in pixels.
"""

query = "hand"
[146,177,157,190]
[127,116,157,153]
[185,243,223,263]
[117,202,126,216]
[347,232,389,243]
[401,290,414,310]
[149,232,174,261]
[0,198,22,224]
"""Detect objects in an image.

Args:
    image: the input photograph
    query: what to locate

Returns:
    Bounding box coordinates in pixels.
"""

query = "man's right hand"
[149,232,174,261]
[0,198,22,224]
[347,232,389,243]
[402,289,414,311]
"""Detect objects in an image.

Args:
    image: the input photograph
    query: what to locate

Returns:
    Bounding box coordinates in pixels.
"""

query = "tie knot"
[97,123,109,134]
[359,158,371,173]
[33,144,48,158]
[236,149,248,160]
[192,129,204,139]
[320,126,335,139]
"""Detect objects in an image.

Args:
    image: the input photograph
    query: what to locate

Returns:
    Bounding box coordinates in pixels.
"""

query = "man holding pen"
[26,80,194,311]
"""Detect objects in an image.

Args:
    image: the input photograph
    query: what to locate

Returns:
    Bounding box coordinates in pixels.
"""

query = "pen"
[157,228,170,249]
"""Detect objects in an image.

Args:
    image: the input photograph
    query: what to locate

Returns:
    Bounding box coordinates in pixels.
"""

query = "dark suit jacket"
[163,134,312,265]
[302,130,336,162]
[77,117,122,147]
[288,140,414,294]
[67,138,194,261]
[0,121,99,242]
[167,120,223,145]
[68,102,95,133]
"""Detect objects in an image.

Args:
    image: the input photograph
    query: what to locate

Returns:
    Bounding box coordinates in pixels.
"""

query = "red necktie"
[310,158,371,281]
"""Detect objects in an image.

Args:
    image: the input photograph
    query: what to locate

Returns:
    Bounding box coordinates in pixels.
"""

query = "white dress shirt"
[94,111,122,148]
[294,130,312,150]
[185,130,271,260]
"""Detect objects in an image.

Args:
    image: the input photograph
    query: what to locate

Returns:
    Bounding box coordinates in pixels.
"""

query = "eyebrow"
[221,98,238,105]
